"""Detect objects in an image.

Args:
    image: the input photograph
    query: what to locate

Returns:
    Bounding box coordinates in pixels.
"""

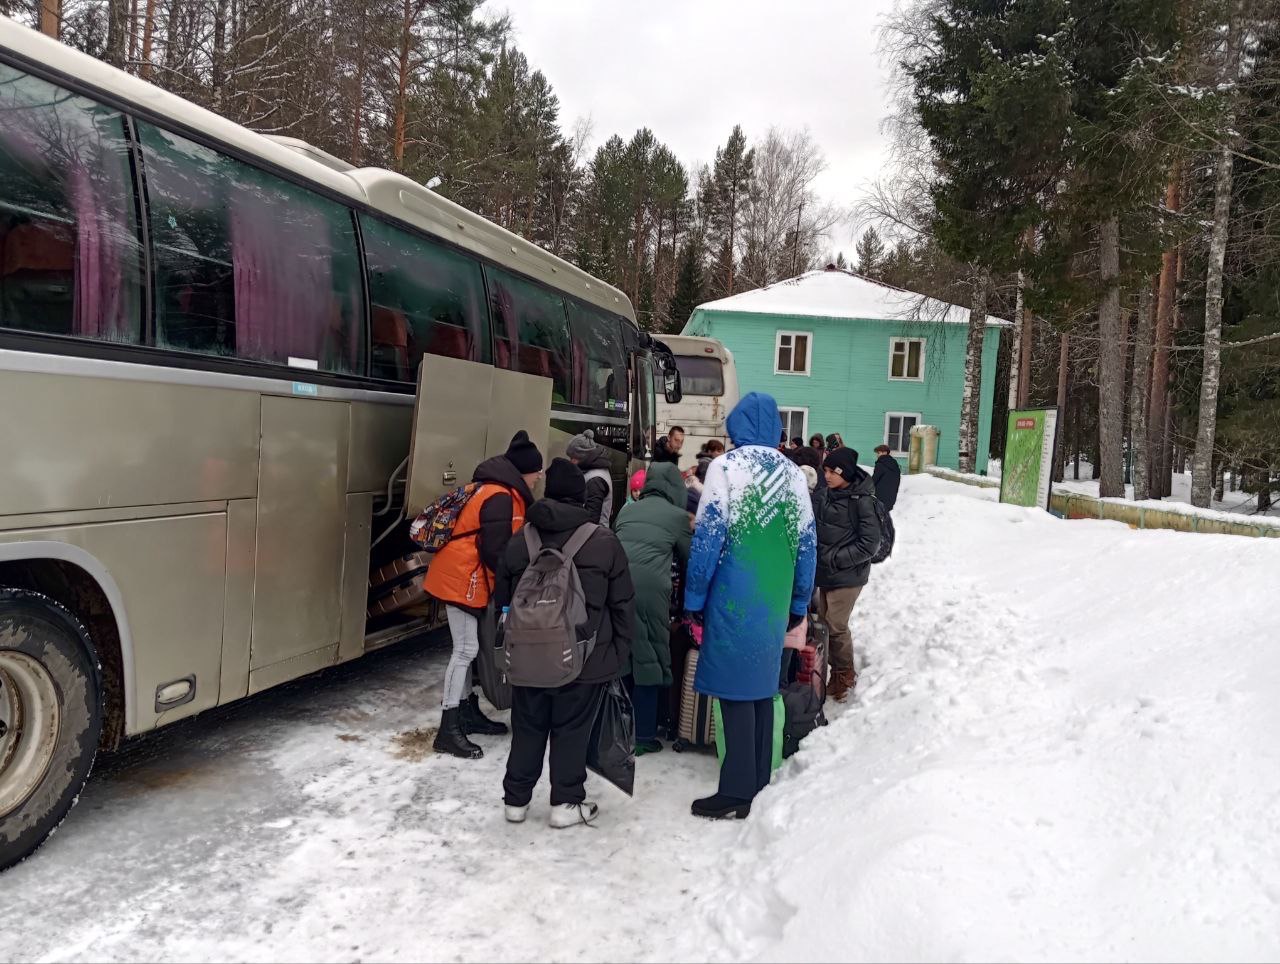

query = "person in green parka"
[613,461,693,755]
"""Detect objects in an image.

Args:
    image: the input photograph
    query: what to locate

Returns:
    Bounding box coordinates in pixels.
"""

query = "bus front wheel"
[0,588,102,872]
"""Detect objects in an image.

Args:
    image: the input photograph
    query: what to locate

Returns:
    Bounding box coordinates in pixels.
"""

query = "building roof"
[693,268,1010,327]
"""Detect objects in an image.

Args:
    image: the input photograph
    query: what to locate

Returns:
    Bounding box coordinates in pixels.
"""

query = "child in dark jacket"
[496,458,636,829]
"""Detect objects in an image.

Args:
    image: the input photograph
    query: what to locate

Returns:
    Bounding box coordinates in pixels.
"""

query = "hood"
[473,454,534,505]
[576,445,612,472]
[726,392,784,449]
[641,461,687,508]
[526,497,592,533]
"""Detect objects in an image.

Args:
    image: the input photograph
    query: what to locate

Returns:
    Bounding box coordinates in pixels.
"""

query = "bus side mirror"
[663,366,682,404]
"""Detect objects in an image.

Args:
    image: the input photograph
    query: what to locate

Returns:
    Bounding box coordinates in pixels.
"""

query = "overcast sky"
[483,0,901,255]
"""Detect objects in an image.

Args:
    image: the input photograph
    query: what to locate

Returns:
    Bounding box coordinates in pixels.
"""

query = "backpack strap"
[523,524,543,556]
[561,522,599,560]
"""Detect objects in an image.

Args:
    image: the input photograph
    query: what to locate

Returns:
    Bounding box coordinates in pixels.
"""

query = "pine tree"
[706,125,754,297]
[855,227,885,277]
[669,236,707,333]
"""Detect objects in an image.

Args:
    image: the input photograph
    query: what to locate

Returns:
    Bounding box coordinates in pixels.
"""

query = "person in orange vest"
[425,430,544,759]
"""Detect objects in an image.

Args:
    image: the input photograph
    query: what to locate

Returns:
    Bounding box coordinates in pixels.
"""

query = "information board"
[999,408,1059,510]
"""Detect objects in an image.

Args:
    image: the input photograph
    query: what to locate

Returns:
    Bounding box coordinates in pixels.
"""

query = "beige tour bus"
[0,19,679,869]
[654,335,739,471]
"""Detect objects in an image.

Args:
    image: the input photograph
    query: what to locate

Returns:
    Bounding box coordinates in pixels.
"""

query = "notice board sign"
[999,408,1059,510]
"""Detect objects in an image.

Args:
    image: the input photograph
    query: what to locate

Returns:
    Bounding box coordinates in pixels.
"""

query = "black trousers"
[717,696,775,801]
[503,681,605,807]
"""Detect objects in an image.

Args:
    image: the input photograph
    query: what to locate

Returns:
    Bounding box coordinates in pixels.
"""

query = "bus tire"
[0,588,103,872]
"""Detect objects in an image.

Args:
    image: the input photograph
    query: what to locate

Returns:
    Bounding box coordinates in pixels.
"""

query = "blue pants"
[717,697,775,801]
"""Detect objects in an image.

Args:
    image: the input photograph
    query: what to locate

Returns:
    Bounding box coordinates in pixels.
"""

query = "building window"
[775,330,811,375]
[779,407,808,442]
[885,412,921,455]
[889,337,925,381]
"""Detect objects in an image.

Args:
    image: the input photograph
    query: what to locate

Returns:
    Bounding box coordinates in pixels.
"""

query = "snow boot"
[828,668,857,704]
[461,693,509,736]
[691,794,752,820]
[549,801,599,829]
[635,737,663,756]
[504,804,529,824]
[433,708,483,759]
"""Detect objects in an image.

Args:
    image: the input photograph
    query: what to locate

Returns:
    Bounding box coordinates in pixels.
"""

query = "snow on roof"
[695,268,1010,327]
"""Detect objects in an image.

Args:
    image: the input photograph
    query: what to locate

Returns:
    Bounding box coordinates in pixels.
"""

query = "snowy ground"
[4,475,1279,962]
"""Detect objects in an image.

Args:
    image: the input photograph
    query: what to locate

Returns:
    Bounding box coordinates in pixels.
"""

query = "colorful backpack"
[409,483,482,552]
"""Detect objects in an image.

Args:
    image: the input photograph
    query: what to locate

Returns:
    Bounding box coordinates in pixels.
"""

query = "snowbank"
[687,476,1280,962]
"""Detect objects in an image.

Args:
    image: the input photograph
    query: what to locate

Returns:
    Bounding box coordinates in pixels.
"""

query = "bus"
[0,19,679,870]
[655,335,739,471]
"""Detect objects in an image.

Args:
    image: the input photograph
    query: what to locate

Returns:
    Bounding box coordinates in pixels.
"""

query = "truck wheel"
[0,588,102,872]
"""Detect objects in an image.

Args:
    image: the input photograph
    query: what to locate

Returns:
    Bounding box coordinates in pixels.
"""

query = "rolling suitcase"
[672,647,717,751]
[366,551,433,619]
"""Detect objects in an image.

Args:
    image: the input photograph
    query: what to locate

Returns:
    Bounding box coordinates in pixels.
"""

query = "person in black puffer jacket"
[495,458,636,828]
[813,447,882,704]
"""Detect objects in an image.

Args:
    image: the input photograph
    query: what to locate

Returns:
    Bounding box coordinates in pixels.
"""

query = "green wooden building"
[682,267,1007,471]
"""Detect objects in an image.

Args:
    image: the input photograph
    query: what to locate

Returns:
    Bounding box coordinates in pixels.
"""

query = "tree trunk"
[1214,461,1225,503]
[105,0,128,68]
[1191,7,1244,508]
[958,271,990,474]
[392,0,414,171]
[1130,285,1156,500]
[1259,475,1273,513]
[139,0,157,80]
[1230,469,1239,493]
[1008,270,1026,413]
[1149,163,1182,500]
[1054,331,1070,482]
[38,0,61,38]
[1097,216,1126,498]
[128,0,139,65]
[350,7,368,167]
[210,0,228,112]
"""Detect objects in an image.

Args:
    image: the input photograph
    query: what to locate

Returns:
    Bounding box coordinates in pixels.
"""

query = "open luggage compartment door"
[404,356,554,515]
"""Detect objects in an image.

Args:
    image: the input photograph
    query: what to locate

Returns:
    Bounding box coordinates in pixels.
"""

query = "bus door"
[630,352,657,466]
[405,354,552,514]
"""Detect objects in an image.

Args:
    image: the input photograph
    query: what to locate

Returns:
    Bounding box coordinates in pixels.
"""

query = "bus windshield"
[674,354,724,396]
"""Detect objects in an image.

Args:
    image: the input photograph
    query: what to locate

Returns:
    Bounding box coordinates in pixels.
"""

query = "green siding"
[685,309,1003,473]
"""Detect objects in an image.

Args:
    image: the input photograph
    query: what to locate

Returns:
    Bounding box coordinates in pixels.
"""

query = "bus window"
[674,354,724,396]
[139,123,365,375]
[361,215,489,381]
[488,267,571,402]
[0,64,143,343]
[631,353,656,460]
[566,299,627,413]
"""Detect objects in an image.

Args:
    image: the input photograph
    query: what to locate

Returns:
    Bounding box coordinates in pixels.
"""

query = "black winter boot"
[433,707,483,759]
[691,793,752,820]
[460,693,509,736]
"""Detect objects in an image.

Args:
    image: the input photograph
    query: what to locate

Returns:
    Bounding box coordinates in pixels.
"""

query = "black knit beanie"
[544,457,586,505]
[824,447,860,480]
[504,430,544,474]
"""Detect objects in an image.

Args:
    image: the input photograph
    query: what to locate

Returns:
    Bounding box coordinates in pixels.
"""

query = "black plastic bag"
[474,604,512,712]
[586,679,635,796]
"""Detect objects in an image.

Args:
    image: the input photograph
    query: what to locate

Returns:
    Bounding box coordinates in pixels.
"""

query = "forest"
[5,0,1278,510]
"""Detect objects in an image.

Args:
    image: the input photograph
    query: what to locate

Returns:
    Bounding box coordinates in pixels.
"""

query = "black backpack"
[779,681,824,758]
[867,496,895,564]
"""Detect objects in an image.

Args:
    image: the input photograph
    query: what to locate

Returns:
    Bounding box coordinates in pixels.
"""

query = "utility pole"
[790,199,804,277]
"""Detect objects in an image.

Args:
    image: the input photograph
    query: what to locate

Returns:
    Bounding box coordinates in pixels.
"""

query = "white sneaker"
[505,804,529,824]
[549,801,599,829]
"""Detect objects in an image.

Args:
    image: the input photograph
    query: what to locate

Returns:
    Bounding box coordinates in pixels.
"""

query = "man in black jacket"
[813,448,882,703]
[872,444,902,511]
[496,458,636,829]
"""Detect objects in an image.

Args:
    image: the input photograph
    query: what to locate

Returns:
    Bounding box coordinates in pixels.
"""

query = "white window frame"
[775,330,813,376]
[884,411,922,456]
[888,337,926,382]
[779,406,809,443]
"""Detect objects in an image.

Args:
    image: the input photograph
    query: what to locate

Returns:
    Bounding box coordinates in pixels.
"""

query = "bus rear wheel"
[0,589,102,872]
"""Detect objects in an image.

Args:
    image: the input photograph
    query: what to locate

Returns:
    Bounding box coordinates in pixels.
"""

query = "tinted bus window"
[139,123,365,374]
[674,354,724,396]
[361,215,489,381]
[488,267,571,402]
[566,300,627,413]
[0,65,143,343]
